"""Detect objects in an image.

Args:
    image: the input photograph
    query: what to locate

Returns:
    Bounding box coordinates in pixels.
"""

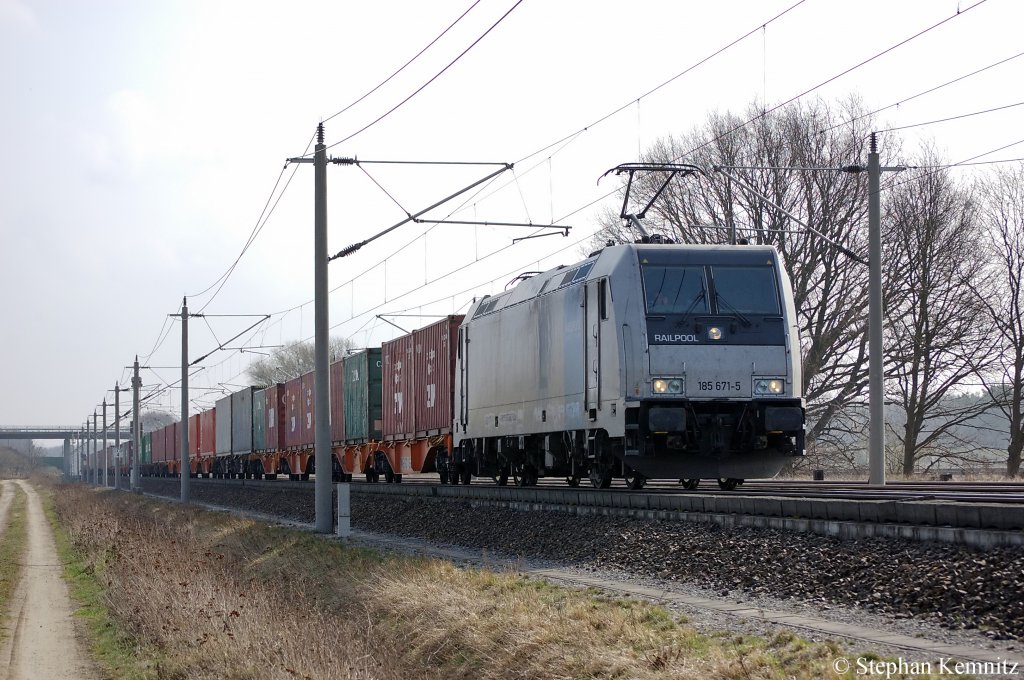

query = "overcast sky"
[2,0,1022,433]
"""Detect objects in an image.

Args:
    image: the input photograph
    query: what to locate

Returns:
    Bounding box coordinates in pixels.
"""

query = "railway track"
[137,475,1024,546]
[142,474,1024,504]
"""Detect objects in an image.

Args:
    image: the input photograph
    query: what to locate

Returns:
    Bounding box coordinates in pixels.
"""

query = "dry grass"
[49,483,864,679]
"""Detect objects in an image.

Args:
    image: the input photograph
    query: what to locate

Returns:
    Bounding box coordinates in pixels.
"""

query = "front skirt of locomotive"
[622,451,792,480]
[623,399,805,480]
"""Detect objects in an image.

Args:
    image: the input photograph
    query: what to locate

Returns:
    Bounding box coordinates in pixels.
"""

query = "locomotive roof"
[468,242,780,320]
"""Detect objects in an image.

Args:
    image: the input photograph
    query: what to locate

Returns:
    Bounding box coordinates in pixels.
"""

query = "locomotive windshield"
[643,265,708,315]
[643,264,780,316]
[710,266,781,315]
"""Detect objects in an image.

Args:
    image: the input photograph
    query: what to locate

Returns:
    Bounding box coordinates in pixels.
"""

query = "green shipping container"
[141,432,152,464]
[253,388,267,451]
[344,348,382,443]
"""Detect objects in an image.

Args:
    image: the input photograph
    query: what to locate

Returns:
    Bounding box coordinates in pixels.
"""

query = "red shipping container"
[284,376,303,449]
[330,358,345,444]
[162,424,171,463]
[163,424,174,463]
[300,371,316,448]
[152,426,164,463]
[382,332,416,439]
[200,409,216,455]
[413,315,463,436]
[173,421,182,463]
[169,423,177,462]
[189,414,200,456]
[168,421,177,464]
[263,383,287,451]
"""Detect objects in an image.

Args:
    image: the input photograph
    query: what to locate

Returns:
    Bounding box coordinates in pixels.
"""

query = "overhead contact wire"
[322,0,483,125]
[323,0,524,152]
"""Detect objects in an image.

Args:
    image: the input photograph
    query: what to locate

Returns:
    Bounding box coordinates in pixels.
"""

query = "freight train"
[90,242,805,490]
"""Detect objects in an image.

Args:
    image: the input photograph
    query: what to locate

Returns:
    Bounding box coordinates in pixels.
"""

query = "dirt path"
[0,480,100,680]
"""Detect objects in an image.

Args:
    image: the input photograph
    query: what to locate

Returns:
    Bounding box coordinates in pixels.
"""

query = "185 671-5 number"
[697,380,741,392]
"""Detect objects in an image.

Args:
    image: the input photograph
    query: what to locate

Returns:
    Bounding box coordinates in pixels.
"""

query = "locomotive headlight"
[653,378,683,394]
[753,378,785,396]
[708,326,723,340]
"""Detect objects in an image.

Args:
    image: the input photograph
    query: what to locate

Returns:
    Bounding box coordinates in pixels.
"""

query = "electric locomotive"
[451,241,805,489]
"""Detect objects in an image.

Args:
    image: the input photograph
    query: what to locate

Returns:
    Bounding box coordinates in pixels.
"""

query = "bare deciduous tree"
[245,337,353,387]
[882,160,994,474]
[974,163,1024,476]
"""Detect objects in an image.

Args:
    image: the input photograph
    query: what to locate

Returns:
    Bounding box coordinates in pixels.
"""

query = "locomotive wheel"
[589,467,612,489]
[565,475,581,487]
[513,463,537,487]
[436,451,450,485]
[460,468,472,485]
[623,468,647,490]
[491,471,509,486]
[680,478,700,490]
[717,478,742,491]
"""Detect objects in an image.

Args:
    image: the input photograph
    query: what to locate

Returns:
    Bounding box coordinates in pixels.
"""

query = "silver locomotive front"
[623,244,804,484]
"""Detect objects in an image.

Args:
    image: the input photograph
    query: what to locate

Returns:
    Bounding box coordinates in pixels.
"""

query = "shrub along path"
[0,480,99,680]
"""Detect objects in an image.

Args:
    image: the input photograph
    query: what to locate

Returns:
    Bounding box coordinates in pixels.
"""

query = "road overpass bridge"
[0,426,82,440]
[1,426,136,479]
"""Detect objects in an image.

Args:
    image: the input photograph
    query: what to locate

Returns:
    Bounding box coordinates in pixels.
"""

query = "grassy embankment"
[44,482,932,680]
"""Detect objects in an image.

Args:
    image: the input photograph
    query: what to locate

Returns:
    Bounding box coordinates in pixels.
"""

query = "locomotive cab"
[627,245,805,481]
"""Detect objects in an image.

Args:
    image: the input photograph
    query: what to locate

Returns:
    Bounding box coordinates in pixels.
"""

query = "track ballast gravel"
[139,478,1024,641]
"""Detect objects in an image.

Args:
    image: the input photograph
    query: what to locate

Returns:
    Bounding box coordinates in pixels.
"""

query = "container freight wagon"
[229,386,258,479]
[253,388,267,453]
[174,421,184,475]
[331,349,382,480]
[149,428,163,475]
[188,414,201,473]
[284,376,303,451]
[141,432,152,472]
[116,440,134,477]
[379,316,463,480]
[196,407,215,477]
[165,423,176,474]
[280,372,316,480]
[156,422,175,475]
[253,383,286,479]
[297,371,317,478]
[212,395,231,477]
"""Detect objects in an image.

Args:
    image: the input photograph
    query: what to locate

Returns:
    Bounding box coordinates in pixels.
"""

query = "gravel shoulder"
[0,480,100,680]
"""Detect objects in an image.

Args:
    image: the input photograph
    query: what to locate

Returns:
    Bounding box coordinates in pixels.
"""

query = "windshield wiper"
[681,289,707,316]
[715,293,752,327]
